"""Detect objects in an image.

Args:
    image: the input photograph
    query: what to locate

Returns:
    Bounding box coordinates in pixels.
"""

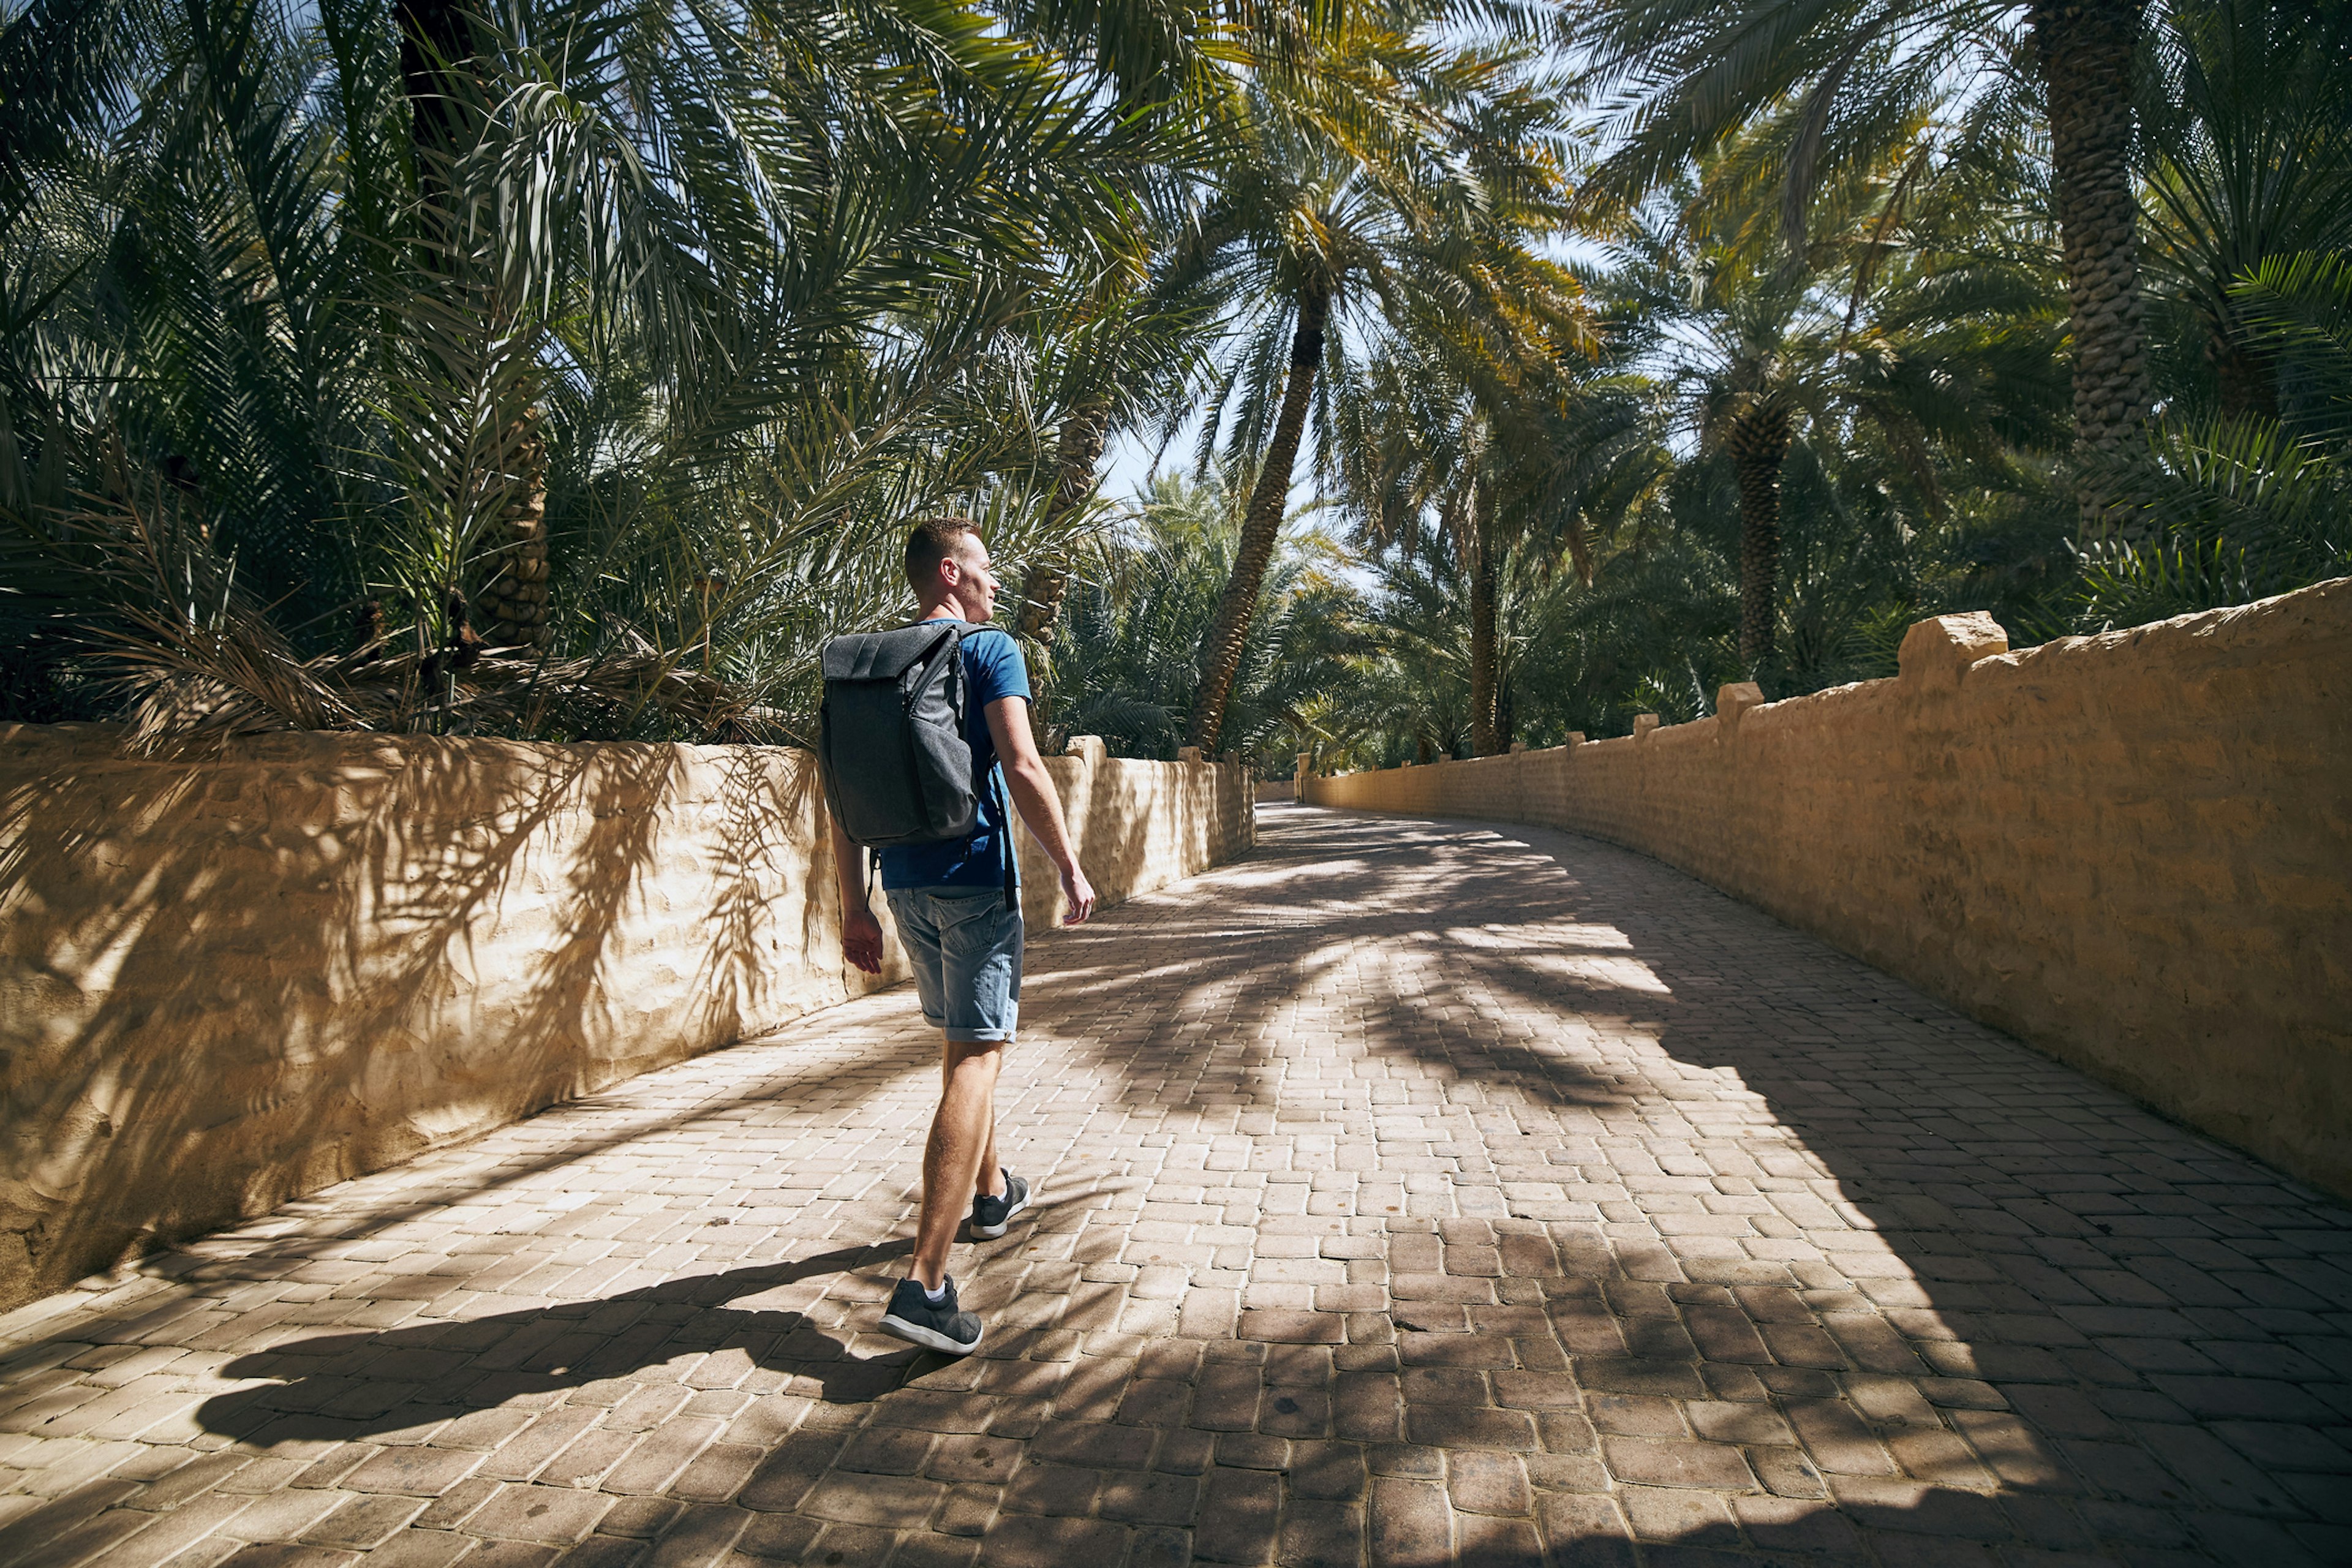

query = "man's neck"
[917,601,968,623]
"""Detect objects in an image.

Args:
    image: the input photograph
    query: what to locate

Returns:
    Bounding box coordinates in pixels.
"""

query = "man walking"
[832,516,1096,1355]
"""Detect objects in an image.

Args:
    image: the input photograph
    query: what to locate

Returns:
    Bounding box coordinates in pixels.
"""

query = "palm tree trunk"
[475,405,549,649]
[1468,482,1501,756]
[398,0,475,213]
[397,5,554,655]
[1730,405,1792,668]
[1185,287,1329,753]
[2029,0,2155,543]
[2211,319,2277,422]
[1016,407,1109,647]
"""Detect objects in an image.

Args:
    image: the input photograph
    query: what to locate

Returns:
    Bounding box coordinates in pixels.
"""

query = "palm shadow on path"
[994,802,2350,1561]
[1221,804,2352,1561]
[0,802,2346,1568]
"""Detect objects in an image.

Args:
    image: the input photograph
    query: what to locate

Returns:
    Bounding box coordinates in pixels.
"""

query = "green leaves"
[0,0,1181,736]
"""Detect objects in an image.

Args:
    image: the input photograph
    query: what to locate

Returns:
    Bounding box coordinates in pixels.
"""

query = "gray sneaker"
[969,1172,1031,1240]
[879,1275,982,1355]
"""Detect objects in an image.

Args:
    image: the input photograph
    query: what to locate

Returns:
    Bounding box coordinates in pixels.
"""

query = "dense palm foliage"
[1048,474,1357,761]
[0,0,1178,738]
[2,0,2342,769]
[1284,0,2348,771]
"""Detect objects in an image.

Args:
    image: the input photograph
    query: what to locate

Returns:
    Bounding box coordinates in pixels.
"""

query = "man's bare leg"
[911,1039,1005,1291]
[944,1046,1006,1203]
[976,1108,1005,1203]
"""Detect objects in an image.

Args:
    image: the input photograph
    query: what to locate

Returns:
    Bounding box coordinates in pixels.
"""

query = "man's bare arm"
[829,813,885,973]
[986,695,1096,924]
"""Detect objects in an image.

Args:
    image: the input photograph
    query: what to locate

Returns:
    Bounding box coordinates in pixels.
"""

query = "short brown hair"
[904,516,981,590]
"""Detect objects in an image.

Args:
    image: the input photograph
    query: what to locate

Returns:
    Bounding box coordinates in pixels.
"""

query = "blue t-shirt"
[878,620,1031,891]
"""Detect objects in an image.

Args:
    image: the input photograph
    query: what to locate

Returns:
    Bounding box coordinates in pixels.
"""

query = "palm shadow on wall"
[0,733,839,1304]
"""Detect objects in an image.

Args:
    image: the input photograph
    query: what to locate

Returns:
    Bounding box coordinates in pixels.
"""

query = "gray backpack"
[817,620,1015,903]
[818,620,978,846]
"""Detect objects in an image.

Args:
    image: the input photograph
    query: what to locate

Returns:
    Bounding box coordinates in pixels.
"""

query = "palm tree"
[1567,0,2155,539]
[1009,251,1219,653]
[1169,125,1355,753]
[1604,137,2067,668]
[1171,14,1580,750]
[2140,0,2352,421]
[1048,472,1362,763]
[1332,327,1623,755]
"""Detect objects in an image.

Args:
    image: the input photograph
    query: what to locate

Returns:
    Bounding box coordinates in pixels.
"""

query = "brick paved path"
[2,805,2348,1568]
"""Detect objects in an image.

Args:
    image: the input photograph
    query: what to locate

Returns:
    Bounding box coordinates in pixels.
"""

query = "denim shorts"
[884,887,1023,1044]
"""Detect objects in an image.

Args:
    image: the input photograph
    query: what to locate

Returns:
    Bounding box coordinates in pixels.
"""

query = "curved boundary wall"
[1307,581,2352,1199]
[0,729,1251,1313]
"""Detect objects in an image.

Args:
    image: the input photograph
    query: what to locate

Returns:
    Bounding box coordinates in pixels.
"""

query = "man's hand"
[829,818,886,974]
[1060,864,1096,925]
[842,903,884,974]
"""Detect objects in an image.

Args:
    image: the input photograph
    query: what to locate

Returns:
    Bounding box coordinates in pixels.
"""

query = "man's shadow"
[198,1237,942,1444]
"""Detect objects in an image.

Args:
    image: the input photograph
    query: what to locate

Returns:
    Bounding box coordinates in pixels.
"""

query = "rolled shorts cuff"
[917,1006,1016,1043]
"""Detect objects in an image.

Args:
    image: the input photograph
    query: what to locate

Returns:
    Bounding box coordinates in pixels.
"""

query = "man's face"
[946,533,1000,622]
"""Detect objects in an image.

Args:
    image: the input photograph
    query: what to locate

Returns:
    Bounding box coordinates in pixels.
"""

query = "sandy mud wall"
[1016,737,1256,927]
[1309,581,2352,1198]
[0,729,1251,1311]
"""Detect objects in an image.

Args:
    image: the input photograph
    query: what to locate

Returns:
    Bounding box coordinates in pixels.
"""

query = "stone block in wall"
[1716,684,1765,736]
[1898,612,2009,692]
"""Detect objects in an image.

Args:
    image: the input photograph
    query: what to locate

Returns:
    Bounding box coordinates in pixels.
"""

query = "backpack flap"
[818,623,982,849]
[823,624,956,682]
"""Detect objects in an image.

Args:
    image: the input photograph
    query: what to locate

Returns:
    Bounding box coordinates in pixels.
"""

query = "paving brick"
[1289,1441,1366,1500]
[1000,1462,1098,1517]
[637,1501,747,1567]
[355,1528,473,1568]
[221,1487,351,1544]
[410,1476,496,1530]
[1453,1509,1542,1567]
[1615,1483,1737,1544]
[1598,1436,1754,1491]
[300,1494,427,1550]
[1827,1475,2012,1539]
[1444,1450,1529,1515]
[974,1513,1128,1567]
[732,1512,821,1560]
[1273,1497,1359,1567]
[595,1497,683,1539]
[1404,1405,1536,1451]
[1747,1444,1828,1499]
[1100,1468,1199,1526]
[1369,1477,1451,1566]
[1028,1420,1153,1469]
[461,1483,612,1544]
[1784,1398,1897,1476]
[1194,1466,1282,1562]
[83,1490,258,1568]
[341,1447,483,1498]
